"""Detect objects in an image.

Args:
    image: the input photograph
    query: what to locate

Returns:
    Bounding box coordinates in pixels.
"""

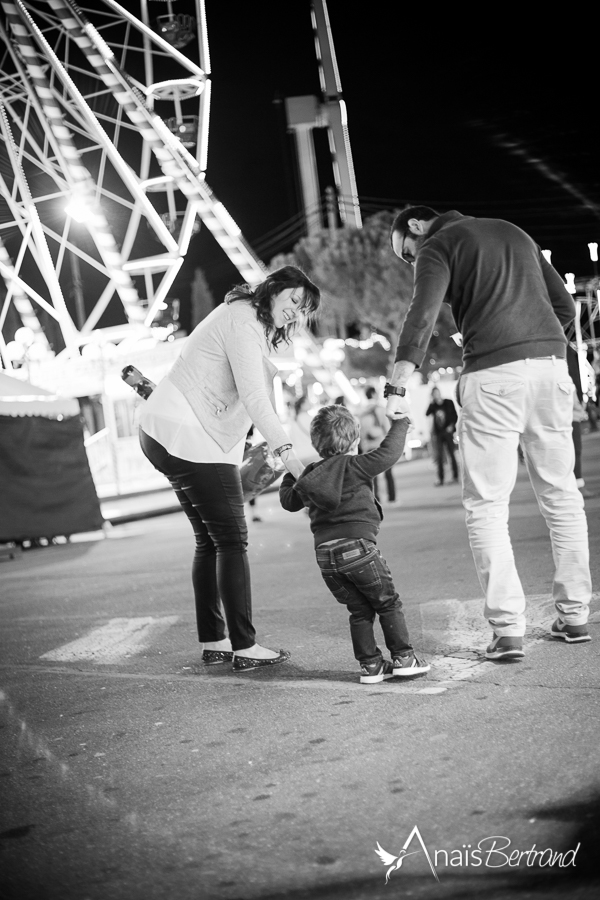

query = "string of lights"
[250,191,600,264]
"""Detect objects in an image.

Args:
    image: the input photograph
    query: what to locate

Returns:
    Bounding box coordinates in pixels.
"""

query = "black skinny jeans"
[139,430,256,650]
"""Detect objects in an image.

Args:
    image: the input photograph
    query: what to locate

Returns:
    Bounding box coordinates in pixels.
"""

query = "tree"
[272,210,413,340]
[190,267,216,329]
[271,209,462,377]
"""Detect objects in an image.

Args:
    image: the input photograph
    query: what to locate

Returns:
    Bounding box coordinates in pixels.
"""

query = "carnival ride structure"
[284,0,361,236]
[0,0,364,371]
[0,0,269,367]
[0,1,365,496]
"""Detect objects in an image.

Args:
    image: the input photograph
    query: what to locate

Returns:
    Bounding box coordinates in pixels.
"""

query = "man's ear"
[407,217,427,236]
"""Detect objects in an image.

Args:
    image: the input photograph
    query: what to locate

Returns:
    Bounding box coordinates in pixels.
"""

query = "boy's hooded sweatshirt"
[279,418,409,548]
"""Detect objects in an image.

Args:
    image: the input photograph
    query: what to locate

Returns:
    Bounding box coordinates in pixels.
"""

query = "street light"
[587,244,599,346]
[588,242,599,283]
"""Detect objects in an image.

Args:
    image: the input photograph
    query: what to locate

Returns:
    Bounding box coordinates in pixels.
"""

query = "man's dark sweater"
[395,211,576,374]
[279,418,409,548]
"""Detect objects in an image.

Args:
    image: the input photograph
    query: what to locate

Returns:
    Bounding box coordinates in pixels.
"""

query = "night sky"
[4,2,597,337]
[188,1,599,307]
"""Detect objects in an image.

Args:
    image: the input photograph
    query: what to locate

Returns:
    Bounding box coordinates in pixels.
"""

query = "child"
[279,403,430,684]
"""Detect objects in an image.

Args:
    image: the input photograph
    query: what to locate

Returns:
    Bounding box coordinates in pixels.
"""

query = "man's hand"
[385,394,412,422]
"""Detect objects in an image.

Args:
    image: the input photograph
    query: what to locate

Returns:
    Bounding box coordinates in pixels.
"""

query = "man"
[425,386,459,486]
[385,206,592,660]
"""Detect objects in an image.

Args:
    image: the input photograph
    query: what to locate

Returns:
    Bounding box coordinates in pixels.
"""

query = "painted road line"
[31,593,600,682]
[40,616,179,665]
[0,665,457,694]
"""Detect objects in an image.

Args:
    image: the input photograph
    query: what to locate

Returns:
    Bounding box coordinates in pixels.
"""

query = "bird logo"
[374,842,420,882]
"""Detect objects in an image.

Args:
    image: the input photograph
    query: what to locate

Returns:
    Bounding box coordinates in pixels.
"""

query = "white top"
[168,301,289,454]
[139,377,245,465]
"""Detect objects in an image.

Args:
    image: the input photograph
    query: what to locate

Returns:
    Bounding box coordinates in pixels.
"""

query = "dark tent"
[0,371,103,541]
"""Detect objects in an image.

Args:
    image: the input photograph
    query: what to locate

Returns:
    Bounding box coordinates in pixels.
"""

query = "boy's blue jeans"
[315,538,412,665]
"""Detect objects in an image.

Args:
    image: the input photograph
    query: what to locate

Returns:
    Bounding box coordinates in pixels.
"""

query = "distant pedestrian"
[279,404,430,683]
[247,497,262,522]
[359,386,398,504]
[139,265,320,671]
[387,206,592,660]
[425,386,459,486]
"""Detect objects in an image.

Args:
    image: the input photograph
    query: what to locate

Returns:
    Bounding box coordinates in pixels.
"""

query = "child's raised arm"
[354,418,410,479]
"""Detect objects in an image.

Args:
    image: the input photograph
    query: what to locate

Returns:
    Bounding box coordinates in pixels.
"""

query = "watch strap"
[384,382,406,398]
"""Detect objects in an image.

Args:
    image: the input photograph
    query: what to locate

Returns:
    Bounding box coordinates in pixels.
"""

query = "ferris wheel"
[0,0,267,365]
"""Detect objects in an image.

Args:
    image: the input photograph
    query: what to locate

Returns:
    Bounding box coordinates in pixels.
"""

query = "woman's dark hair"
[389,206,439,247]
[225,265,321,350]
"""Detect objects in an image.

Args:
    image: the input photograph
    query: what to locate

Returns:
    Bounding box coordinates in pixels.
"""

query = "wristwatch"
[383,383,407,398]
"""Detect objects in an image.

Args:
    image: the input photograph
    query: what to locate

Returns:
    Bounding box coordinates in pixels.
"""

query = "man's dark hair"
[390,206,439,246]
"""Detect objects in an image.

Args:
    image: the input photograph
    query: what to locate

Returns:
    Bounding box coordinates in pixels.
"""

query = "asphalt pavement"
[1,432,599,900]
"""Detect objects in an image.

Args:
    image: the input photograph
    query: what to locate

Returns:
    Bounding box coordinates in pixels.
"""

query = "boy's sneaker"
[550,619,591,644]
[485,634,524,660]
[392,652,430,677]
[359,659,394,684]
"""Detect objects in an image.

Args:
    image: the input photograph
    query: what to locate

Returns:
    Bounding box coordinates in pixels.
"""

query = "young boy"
[279,403,430,684]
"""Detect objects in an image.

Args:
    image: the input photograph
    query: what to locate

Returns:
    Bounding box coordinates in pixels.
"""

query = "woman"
[139,266,320,670]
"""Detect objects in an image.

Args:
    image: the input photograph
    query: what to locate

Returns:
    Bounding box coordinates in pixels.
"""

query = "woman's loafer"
[232,649,290,672]
[202,649,234,665]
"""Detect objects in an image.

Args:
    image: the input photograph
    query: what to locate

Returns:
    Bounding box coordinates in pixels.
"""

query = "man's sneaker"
[485,635,524,660]
[550,619,591,644]
[393,652,431,677]
[359,659,394,684]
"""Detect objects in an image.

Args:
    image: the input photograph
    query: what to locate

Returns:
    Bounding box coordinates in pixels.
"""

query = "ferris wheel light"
[589,243,598,263]
[5,341,25,362]
[27,341,50,360]
[565,273,576,294]
[65,198,90,223]
[15,326,35,347]
[541,249,552,263]
[81,343,103,360]
[0,0,268,356]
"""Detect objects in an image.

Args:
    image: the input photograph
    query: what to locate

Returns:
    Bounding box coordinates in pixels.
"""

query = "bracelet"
[274,443,293,457]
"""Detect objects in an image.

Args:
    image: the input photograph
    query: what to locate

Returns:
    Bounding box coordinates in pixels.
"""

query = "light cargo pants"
[457,357,591,636]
